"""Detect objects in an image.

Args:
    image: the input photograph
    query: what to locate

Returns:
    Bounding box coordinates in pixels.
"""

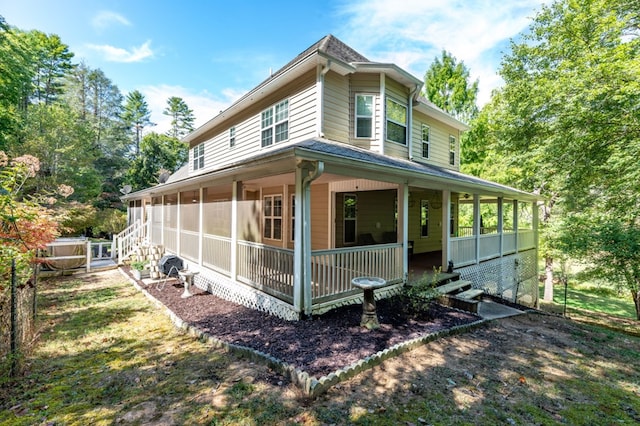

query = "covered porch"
[121,139,539,319]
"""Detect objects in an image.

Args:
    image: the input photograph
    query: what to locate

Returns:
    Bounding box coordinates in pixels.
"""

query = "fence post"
[10,258,18,377]
[112,234,117,260]
[86,240,91,273]
[32,259,38,321]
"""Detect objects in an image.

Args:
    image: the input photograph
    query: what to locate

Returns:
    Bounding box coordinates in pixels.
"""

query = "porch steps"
[435,279,472,295]
[435,278,483,314]
[455,288,484,300]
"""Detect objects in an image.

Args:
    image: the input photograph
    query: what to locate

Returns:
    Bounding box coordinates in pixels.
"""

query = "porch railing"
[237,241,294,301]
[115,219,145,262]
[179,230,199,262]
[311,243,403,301]
[203,234,231,274]
[451,229,536,267]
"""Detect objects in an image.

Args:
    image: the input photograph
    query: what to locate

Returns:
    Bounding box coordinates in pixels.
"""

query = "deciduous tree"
[476,0,640,312]
[423,50,478,123]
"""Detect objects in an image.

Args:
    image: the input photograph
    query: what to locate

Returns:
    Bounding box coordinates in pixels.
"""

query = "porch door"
[344,194,357,245]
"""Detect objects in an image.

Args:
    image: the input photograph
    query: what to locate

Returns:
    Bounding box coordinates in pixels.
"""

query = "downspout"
[380,73,386,154]
[316,62,331,138]
[293,160,324,318]
[408,85,419,160]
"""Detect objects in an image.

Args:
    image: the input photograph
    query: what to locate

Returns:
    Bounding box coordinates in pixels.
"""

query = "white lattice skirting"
[456,249,538,307]
[193,269,301,321]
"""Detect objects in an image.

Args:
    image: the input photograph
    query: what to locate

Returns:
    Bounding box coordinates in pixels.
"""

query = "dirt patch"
[139,273,480,377]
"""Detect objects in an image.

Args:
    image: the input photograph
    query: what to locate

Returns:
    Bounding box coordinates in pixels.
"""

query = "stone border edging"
[118,268,488,398]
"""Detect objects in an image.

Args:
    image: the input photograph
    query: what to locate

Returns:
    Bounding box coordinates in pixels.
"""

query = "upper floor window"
[421,124,430,158]
[261,99,289,147]
[229,127,236,148]
[355,94,374,138]
[449,135,456,165]
[193,143,204,170]
[386,98,407,145]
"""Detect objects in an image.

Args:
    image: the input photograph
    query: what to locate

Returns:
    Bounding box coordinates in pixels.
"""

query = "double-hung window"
[193,143,204,170]
[263,195,282,240]
[261,99,289,147]
[421,124,430,158]
[355,94,374,138]
[386,98,407,144]
[449,135,456,165]
[229,127,236,148]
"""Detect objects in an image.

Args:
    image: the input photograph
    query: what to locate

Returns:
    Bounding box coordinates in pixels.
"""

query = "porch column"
[441,190,451,268]
[230,181,240,281]
[176,192,181,256]
[293,160,324,317]
[498,197,504,257]
[513,200,519,253]
[473,194,480,264]
[198,187,204,266]
[533,200,540,307]
[400,183,409,281]
[161,195,165,247]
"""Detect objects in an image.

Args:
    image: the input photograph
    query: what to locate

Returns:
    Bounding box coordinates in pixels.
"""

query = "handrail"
[115,219,146,262]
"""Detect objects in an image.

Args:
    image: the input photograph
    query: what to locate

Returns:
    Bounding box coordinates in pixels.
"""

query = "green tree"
[64,63,129,208]
[121,90,153,156]
[26,30,74,105]
[20,103,101,201]
[477,0,640,311]
[163,96,195,139]
[0,17,34,150]
[423,50,479,123]
[125,133,187,191]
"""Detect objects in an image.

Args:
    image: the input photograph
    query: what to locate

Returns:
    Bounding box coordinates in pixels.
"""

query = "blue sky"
[2,0,549,133]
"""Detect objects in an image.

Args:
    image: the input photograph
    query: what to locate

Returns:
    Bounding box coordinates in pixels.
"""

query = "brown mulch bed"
[135,271,480,378]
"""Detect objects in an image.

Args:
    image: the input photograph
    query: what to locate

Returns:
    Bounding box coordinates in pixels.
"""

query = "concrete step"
[436,279,472,295]
[456,288,484,300]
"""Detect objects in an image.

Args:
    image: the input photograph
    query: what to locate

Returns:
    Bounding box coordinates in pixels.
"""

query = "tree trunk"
[633,290,640,321]
[543,255,554,302]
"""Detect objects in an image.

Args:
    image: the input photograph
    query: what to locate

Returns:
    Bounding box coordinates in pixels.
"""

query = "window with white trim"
[421,124,430,158]
[355,94,374,138]
[261,99,289,147]
[449,135,456,165]
[192,143,204,170]
[229,126,236,148]
[263,195,282,240]
[386,98,407,144]
[420,200,429,237]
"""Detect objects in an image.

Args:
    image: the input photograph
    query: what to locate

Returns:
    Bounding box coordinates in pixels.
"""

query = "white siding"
[383,78,410,159]
[323,71,350,142]
[349,74,381,151]
[411,110,461,170]
[188,71,317,176]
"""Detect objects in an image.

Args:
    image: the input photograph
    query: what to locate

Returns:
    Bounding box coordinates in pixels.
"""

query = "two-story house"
[122,35,539,320]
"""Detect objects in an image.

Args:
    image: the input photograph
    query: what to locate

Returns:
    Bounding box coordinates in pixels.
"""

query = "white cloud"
[86,40,154,63]
[337,0,551,105]
[137,84,243,136]
[91,11,131,30]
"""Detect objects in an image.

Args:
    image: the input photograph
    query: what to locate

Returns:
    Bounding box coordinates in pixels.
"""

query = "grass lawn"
[1,269,639,425]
